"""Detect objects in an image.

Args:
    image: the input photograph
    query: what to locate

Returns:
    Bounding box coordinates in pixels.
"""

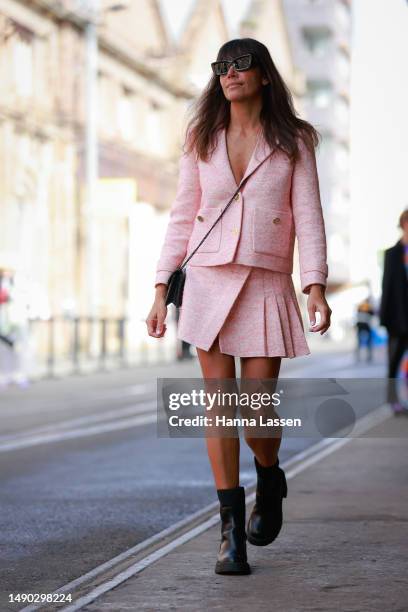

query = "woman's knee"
[196,335,236,379]
[240,355,281,380]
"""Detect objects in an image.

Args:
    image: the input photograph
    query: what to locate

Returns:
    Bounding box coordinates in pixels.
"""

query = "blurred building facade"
[0,0,192,320]
[282,0,352,292]
[0,0,298,372]
[0,0,348,374]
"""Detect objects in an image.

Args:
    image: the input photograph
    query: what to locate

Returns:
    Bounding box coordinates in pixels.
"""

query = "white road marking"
[19,403,392,612]
[0,383,157,418]
[0,401,157,443]
[86,382,156,401]
[0,411,159,452]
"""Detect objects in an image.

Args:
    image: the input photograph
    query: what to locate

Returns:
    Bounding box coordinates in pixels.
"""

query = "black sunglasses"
[211,53,257,76]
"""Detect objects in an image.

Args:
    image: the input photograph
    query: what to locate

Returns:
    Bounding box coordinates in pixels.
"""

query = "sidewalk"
[84,413,407,612]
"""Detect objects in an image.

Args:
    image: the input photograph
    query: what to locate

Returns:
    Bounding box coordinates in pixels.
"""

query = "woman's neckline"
[223,125,262,188]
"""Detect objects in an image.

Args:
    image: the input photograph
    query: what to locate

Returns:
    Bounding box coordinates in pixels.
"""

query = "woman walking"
[146,38,331,575]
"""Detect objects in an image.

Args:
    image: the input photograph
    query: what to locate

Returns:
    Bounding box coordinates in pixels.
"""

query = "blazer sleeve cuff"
[301,271,328,295]
[155,270,173,287]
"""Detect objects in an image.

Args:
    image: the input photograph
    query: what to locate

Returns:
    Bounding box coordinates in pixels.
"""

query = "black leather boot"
[215,486,251,575]
[247,456,288,546]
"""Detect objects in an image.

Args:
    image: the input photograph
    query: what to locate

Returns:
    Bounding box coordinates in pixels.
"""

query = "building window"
[11,20,34,98]
[331,187,349,214]
[147,99,163,154]
[306,79,333,108]
[318,132,334,156]
[335,94,349,123]
[337,46,350,78]
[336,1,351,27]
[302,26,332,56]
[117,86,135,141]
[339,0,351,12]
[328,233,347,263]
[335,141,349,171]
[98,71,116,137]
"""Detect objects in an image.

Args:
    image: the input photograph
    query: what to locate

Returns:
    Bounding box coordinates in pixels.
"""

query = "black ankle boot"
[247,456,288,546]
[215,486,251,575]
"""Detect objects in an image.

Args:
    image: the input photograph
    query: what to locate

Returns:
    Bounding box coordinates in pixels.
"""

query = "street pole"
[84,0,99,319]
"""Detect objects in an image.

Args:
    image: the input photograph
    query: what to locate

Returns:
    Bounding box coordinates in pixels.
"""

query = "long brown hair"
[183,38,320,163]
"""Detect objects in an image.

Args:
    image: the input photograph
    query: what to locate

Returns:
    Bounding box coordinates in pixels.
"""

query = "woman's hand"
[146,285,168,338]
[306,284,331,335]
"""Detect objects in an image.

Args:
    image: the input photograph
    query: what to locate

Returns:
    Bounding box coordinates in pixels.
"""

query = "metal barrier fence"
[18,315,180,379]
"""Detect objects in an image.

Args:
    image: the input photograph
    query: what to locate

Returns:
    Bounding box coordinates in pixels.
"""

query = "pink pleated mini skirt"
[176,263,311,358]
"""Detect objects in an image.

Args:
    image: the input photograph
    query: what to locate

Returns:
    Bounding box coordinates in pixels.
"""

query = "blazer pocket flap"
[195,206,223,222]
[252,208,292,258]
[189,207,222,253]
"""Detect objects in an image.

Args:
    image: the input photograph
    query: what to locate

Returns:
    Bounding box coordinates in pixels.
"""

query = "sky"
[159,0,252,41]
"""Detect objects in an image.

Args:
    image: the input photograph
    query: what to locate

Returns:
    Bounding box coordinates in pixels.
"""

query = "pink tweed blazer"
[155,128,328,294]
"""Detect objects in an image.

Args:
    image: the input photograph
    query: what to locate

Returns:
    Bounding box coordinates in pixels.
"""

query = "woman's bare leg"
[196,336,240,490]
[240,356,282,466]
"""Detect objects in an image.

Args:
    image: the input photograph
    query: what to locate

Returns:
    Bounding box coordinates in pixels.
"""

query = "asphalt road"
[0,344,387,610]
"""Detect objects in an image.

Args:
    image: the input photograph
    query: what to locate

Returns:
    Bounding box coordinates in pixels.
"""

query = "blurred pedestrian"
[0,272,31,389]
[0,332,14,389]
[379,209,408,414]
[0,271,13,389]
[354,297,375,362]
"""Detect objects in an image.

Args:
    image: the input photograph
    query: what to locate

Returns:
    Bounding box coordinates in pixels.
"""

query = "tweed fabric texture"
[177,263,310,358]
[155,127,328,295]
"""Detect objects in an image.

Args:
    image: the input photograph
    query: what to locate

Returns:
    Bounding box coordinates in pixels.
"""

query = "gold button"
[273,217,281,224]
[197,215,204,221]
[233,192,240,201]
[231,228,239,235]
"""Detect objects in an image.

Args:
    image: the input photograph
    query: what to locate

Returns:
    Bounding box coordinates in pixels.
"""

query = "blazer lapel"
[218,127,276,190]
[239,129,276,186]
